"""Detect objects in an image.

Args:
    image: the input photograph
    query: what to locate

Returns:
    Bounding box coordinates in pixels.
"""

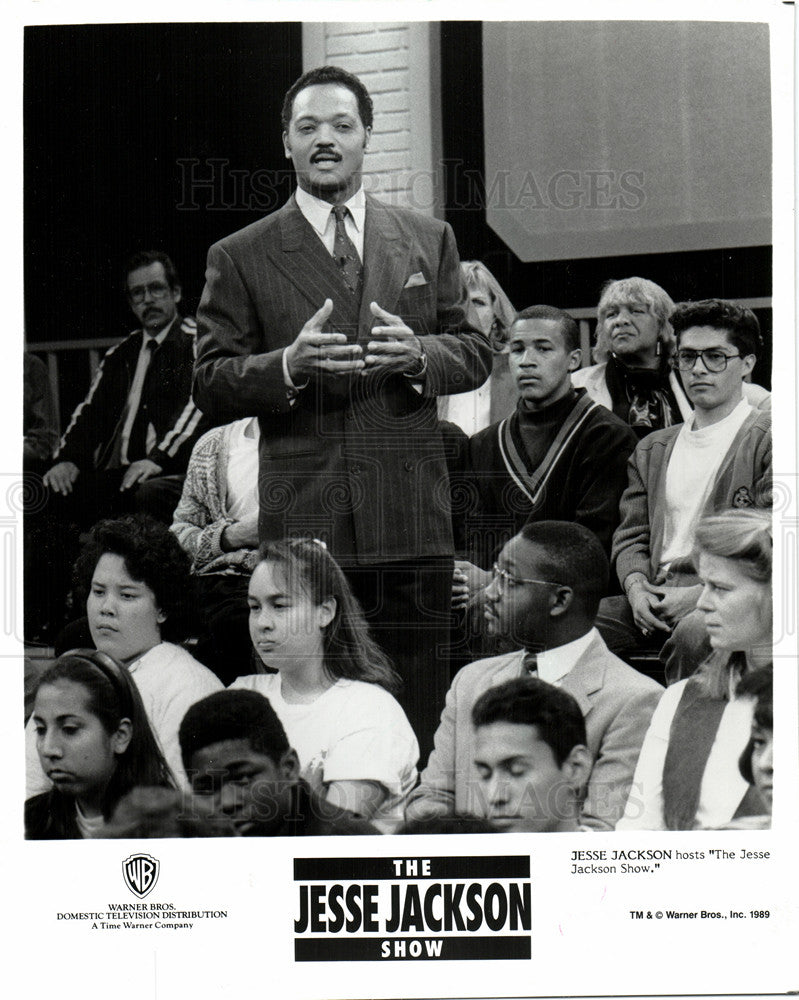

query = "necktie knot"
[522,651,538,676]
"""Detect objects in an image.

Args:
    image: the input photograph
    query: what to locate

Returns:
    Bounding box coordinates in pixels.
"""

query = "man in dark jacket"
[43,250,203,518]
[29,251,204,636]
[451,305,637,613]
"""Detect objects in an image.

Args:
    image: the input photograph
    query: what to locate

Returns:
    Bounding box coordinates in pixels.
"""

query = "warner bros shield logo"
[123,854,160,899]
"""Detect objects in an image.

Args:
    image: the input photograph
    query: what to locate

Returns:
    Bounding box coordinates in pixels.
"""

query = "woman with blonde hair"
[572,276,682,435]
[439,261,517,435]
[617,508,772,830]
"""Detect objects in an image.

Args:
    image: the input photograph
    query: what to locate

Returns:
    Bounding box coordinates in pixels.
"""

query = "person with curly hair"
[26,649,175,839]
[26,515,222,794]
[230,538,418,831]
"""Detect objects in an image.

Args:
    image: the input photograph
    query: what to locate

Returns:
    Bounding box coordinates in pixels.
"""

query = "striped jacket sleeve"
[148,317,206,473]
[53,339,126,469]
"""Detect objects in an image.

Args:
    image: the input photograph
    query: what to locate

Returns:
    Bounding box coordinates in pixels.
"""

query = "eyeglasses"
[672,349,742,373]
[128,281,172,304]
[491,564,563,594]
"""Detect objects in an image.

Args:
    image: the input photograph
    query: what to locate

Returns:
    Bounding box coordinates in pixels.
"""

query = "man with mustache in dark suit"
[193,66,492,760]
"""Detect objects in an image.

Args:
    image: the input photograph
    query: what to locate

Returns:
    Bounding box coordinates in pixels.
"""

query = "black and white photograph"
[3,1,797,997]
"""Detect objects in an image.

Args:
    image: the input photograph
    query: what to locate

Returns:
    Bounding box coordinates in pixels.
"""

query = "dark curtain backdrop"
[25,22,302,415]
[440,22,772,389]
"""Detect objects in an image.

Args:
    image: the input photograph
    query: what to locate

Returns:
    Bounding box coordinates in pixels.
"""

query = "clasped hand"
[285,299,423,382]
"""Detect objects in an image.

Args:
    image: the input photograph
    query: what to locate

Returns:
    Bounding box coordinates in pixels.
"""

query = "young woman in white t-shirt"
[231,539,419,830]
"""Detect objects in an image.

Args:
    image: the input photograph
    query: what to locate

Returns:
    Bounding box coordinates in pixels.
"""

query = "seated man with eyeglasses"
[598,299,772,681]
[405,521,663,831]
[31,251,205,637]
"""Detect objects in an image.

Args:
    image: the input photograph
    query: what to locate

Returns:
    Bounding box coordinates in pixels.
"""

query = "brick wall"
[303,23,439,215]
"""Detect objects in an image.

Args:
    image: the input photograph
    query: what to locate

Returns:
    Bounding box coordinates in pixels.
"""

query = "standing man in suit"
[405,521,663,830]
[193,66,492,760]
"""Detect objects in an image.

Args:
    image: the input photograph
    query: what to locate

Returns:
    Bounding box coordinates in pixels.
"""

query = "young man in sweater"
[599,299,772,680]
[451,305,637,615]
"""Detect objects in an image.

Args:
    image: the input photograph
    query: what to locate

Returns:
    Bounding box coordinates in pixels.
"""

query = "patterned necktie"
[522,650,539,676]
[331,205,362,297]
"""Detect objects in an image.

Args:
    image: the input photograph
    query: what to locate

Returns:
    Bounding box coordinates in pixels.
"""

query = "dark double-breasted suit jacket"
[193,193,492,566]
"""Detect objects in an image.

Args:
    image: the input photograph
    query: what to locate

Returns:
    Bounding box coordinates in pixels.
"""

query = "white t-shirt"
[660,398,752,570]
[225,417,260,521]
[26,642,223,797]
[231,673,419,832]
[616,677,753,830]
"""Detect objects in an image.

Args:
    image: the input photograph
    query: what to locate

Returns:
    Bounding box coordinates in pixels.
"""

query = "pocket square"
[403,272,427,289]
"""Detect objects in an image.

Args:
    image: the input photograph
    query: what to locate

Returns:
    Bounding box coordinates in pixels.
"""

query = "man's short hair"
[670,298,763,359]
[472,677,587,767]
[518,520,609,616]
[179,690,290,771]
[281,65,374,132]
[124,250,180,291]
[513,305,580,353]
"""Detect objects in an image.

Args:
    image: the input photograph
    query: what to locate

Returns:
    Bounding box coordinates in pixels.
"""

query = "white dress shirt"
[294,184,366,258]
[119,317,176,464]
[536,628,599,685]
[282,186,367,393]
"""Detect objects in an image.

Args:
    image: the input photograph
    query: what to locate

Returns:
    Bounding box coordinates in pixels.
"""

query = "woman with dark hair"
[26,649,174,839]
[618,509,772,830]
[230,539,418,831]
[732,667,773,825]
[27,515,222,795]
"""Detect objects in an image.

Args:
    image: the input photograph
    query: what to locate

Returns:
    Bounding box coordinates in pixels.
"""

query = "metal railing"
[26,296,773,434]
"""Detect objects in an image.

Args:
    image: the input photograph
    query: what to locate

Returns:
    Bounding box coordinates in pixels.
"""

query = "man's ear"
[283,131,292,159]
[112,718,133,756]
[363,126,372,150]
[568,349,582,373]
[279,748,301,781]
[741,354,756,380]
[172,285,182,305]
[562,744,591,792]
[549,585,574,618]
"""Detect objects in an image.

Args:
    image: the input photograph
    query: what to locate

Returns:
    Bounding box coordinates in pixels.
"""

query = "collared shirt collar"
[530,627,598,686]
[144,313,177,347]
[295,184,366,235]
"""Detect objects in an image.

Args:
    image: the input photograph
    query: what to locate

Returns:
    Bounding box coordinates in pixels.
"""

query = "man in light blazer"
[193,66,492,759]
[405,521,663,830]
